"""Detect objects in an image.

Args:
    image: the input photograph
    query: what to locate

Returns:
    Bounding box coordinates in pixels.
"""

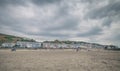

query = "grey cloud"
[0,0,28,7]
[28,31,70,38]
[103,32,120,47]
[0,10,18,27]
[85,1,120,19]
[0,0,61,7]
[102,18,112,27]
[44,17,79,31]
[80,0,103,3]
[31,17,79,38]
[77,26,103,37]
[0,9,30,35]
[56,4,69,17]
[31,0,61,6]
[111,34,120,41]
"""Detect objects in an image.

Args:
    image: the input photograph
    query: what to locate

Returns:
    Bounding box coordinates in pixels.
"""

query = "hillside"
[0,33,35,45]
[43,40,118,49]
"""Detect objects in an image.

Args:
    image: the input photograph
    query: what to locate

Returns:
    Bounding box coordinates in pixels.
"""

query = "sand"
[0,49,120,71]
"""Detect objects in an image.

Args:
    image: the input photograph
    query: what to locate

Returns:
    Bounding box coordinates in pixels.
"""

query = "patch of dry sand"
[0,49,120,71]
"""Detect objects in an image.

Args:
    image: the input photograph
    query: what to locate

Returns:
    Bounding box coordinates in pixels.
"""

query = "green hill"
[0,33,36,45]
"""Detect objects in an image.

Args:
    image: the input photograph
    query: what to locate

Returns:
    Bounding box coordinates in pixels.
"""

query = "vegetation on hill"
[0,34,118,49]
[44,40,95,44]
[43,39,119,48]
[0,33,36,45]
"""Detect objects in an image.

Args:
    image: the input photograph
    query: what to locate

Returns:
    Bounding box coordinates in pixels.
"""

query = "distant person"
[76,47,80,52]
[11,45,16,51]
[11,47,16,51]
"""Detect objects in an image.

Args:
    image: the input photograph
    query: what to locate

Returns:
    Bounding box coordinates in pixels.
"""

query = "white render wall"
[2,43,15,48]
[16,41,41,48]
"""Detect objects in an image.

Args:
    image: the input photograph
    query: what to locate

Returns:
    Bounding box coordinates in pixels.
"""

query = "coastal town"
[1,40,118,50]
[0,33,119,50]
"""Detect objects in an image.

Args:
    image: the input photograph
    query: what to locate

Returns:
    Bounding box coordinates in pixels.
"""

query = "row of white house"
[1,42,81,48]
[16,41,41,48]
[2,43,15,48]
[1,41,41,48]
[42,43,82,48]
[1,41,106,49]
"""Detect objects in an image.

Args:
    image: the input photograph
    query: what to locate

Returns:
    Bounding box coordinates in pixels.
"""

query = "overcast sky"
[0,0,120,46]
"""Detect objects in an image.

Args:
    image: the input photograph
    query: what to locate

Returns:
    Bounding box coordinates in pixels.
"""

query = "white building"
[2,43,15,48]
[16,41,41,48]
[42,43,81,49]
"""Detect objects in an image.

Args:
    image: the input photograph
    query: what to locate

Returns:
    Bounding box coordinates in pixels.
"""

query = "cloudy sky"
[0,0,120,46]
